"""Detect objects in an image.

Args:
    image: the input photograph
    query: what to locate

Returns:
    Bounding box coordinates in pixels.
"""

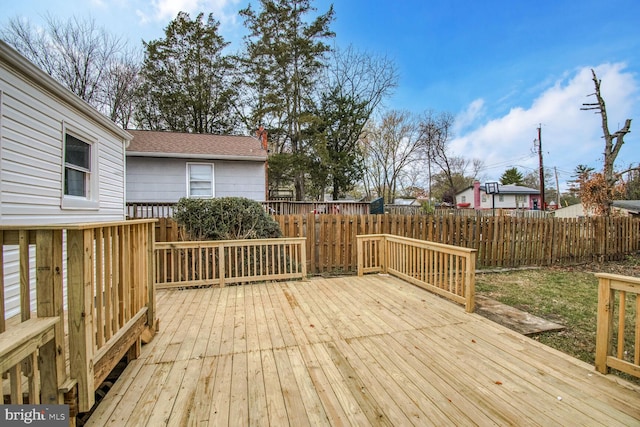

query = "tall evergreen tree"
[135,12,239,133]
[239,0,335,200]
[500,167,524,185]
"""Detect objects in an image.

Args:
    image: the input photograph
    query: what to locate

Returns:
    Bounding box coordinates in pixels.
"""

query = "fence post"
[595,274,614,374]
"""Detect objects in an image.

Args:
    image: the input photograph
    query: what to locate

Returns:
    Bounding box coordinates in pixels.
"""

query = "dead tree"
[581,69,632,215]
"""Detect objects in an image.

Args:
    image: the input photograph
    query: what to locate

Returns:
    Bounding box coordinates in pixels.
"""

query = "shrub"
[173,197,282,241]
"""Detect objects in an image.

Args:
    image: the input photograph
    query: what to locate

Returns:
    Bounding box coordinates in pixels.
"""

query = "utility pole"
[537,125,545,210]
[554,166,561,207]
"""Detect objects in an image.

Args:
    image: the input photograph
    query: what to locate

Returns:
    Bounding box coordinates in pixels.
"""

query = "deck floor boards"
[87,275,640,426]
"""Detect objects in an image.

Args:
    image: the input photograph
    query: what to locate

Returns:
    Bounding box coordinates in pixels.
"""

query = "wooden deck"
[87,275,640,426]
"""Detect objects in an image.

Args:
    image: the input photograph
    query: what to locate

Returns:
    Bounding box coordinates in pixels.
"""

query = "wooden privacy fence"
[273,214,640,273]
[156,214,640,274]
[155,237,307,289]
[595,273,640,379]
[0,220,156,415]
[357,234,476,312]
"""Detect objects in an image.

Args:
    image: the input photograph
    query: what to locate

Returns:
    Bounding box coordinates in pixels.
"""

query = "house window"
[499,195,504,202]
[482,195,487,202]
[61,127,99,210]
[516,195,525,207]
[461,196,466,203]
[65,134,91,197]
[188,163,214,198]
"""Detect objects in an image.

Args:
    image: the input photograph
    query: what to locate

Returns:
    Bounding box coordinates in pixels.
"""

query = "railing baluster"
[618,290,626,359]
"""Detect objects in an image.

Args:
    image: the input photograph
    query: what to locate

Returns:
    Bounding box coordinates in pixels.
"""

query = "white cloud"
[454,98,485,134]
[451,63,638,184]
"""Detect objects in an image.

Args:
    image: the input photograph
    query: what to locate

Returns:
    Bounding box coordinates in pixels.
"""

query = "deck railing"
[357,234,477,312]
[0,219,156,413]
[127,202,175,219]
[595,273,640,378]
[155,237,307,289]
[126,201,372,218]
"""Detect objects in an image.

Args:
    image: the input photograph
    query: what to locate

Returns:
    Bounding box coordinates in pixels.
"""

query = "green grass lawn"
[475,255,640,383]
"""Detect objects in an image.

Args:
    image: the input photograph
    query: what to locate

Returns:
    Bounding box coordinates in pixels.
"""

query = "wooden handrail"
[0,219,157,412]
[595,273,640,378]
[155,237,307,289]
[357,234,476,312]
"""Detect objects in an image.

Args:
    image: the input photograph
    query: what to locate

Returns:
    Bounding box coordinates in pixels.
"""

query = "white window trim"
[186,162,215,198]
[61,122,100,210]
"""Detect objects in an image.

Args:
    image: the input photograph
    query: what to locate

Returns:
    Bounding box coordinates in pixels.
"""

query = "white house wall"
[457,188,531,209]
[1,44,129,319]
[1,60,127,224]
[126,157,266,202]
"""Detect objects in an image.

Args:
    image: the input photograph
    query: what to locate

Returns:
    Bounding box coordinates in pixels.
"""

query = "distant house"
[1,40,132,317]
[554,200,640,218]
[126,130,268,203]
[456,181,542,210]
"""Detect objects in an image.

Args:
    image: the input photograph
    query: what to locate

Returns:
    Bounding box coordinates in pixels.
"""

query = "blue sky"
[3,0,639,189]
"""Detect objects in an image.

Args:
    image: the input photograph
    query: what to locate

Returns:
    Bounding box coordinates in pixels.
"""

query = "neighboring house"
[126,130,268,203]
[392,198,422,206]
[456,181,542,210]
[554,200,640,218]
[1,40,133,317]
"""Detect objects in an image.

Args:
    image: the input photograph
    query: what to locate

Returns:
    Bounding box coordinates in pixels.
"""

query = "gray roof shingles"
[126,130,267,159]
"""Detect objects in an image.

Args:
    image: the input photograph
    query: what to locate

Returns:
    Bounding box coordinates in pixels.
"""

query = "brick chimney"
[473,180,481,209]
[257,126,269,201]
[256,126,268,151]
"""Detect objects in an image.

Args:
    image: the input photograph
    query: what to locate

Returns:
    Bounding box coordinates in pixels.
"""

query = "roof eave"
[126,152,267,161]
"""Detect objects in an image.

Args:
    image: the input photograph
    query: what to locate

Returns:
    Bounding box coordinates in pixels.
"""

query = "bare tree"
[421,111,483,204]
[309,45,398,199]
[581,68,633,215]
[2,15,139,124]
[103,48,141,129]
[361,110,424,203]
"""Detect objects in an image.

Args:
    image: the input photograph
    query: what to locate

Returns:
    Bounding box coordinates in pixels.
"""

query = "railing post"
[35,230,66,404]
[356,236,363,276]
[300,239,308,279]
[147,222,157,331]
[595,275,614,374]
[219,243,225,287]
[67,229,95,411]
[382,235,388,274]
[465,251,477,313]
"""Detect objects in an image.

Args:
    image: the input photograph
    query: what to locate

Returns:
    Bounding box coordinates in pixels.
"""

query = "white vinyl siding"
[126,157,266,202]
[187,163,214,198]
[0,59,127,224]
